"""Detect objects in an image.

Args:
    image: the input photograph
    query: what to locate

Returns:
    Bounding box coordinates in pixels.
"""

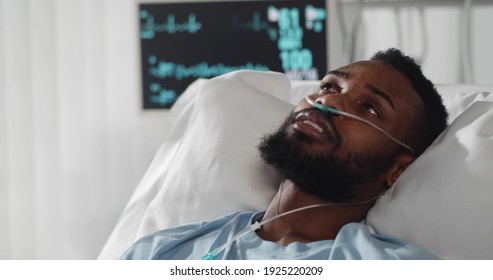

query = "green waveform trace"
[141,10,202,39]
[148,60,270,80]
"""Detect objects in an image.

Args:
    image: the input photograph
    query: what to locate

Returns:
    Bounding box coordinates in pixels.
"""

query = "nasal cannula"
[304,96,414,155]
[202,190,384,260]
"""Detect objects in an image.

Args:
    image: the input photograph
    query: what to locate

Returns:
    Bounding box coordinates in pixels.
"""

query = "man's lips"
[292,109,338,141]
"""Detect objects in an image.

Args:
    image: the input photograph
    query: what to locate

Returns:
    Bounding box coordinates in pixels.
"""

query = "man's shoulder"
[333,223,437,259]
[120,211,257,259]
[145,211,255,239]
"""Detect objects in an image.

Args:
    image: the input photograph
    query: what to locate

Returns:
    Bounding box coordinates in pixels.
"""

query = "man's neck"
[256,180,376,246]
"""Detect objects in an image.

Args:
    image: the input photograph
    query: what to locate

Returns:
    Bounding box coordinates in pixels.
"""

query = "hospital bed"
[98,70,493,260]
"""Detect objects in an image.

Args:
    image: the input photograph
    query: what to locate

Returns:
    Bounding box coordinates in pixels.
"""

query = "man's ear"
[385,154,415,188]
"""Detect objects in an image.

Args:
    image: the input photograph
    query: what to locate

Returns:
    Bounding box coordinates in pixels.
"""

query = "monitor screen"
[139,0,328,109]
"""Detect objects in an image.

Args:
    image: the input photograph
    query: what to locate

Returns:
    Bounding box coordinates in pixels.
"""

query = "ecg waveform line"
[140,10,202,39]
[232,13,278,41]
[148,59,270,80]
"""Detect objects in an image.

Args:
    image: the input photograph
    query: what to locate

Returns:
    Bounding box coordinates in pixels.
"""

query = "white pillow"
[436,84,493,123]
[98,70,295,259]
[367,90,493,259]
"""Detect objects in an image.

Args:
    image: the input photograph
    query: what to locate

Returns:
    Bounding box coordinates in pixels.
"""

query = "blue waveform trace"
[140,10,202,39]
[232,12,278,41]
[148,59,270,80]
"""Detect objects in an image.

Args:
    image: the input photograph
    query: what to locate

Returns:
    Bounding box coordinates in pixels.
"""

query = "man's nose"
[314,93,346,114]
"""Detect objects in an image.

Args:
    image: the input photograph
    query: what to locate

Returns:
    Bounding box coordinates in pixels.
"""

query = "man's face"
[259,60,422,202]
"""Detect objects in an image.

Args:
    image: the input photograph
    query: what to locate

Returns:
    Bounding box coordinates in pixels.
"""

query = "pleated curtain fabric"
[0,0,170,259]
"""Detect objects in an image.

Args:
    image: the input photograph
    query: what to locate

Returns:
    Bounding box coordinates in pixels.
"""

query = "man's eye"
[362,103,380,117]
[320,83,337,93]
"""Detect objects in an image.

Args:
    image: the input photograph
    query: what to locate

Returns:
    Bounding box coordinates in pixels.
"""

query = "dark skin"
[257,60,422,246]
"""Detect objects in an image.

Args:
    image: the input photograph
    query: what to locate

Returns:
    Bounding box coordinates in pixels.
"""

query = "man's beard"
[258,109,396,202]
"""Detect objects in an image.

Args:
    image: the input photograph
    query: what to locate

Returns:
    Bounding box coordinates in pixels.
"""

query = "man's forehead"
[331,60,391,76]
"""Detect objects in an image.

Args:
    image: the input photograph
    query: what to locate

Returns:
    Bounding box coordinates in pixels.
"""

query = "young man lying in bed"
[121,48,448,260]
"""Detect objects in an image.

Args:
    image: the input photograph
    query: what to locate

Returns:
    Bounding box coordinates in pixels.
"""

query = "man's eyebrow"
[326,70,349,79]
[326,70,396,110]
[365,84,395,110]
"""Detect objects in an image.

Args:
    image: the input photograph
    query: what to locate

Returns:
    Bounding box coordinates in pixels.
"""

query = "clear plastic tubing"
[202,191,384,260]
[304,96,414,155]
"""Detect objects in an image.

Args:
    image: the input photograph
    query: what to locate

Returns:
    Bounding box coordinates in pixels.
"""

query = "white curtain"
[0,0,171,259]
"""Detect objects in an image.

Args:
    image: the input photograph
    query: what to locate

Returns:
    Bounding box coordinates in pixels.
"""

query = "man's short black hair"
[371,48,448,156]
